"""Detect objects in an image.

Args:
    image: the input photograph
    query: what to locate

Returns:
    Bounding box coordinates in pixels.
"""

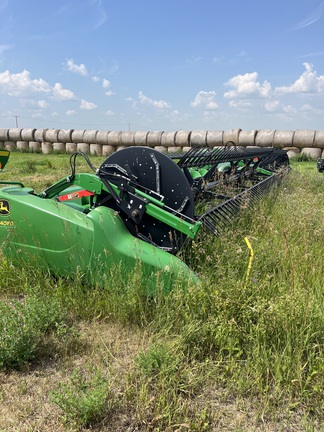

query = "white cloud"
[20,98,49,109]
[300,104,324,115]
[102,78,111,89]
[0,70,51,97]
[106,110,114,116]
[224,72,271,98]
[92,76,114,95]
[66,110,77,116]
[191,91,218,109]
[138,91,170,109]
[80,99,97,110]
[0,69,79,106]
[264,100,280,112]
[53,82,76,101]
[282,105,297,114]
[275,62,324,94]
[66,58,88,76]
[38,100,48,109]
[167,110,192,123]
[228,99,251,109]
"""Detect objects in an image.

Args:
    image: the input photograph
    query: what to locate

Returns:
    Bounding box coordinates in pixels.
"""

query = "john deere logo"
[0,199,10,215]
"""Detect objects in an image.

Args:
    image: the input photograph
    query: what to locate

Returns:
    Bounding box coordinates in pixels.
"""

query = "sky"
[1,0,324,132]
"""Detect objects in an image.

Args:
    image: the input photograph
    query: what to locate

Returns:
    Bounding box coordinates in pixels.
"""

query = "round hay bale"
[255,130,275,147]
[168,146,182,153]
[175,130,190,147]
[58,129,74,143]
[293,129,315,148]
[77,143,90,153]
[313,130,324,149]
[66,142,77,153]
[96,130,109,144]
[71,130,86,143]
[206,130,223,147]
[286,148,301,158]
[147,131,163,147]
[107,131,121,146]
[0,129,9,141]
[21,128,36,142]
[238,130,257,147]
[301,147,322,159]
[120,132,135,146]
[190,130,207,146]
[90,144,102,156]
[134,131,148,146]
[8,128,22,141]
[53,142,66,152]
[223,129,241,146]
[29,141,41,152]
[83,130,98,144]
[44,129,59,143]
[34,129,48,142]
[16,141,28,151]
[102,145,116,156]
[153,146,166,153]
[273,130,295,148]
[4,141,16,151]
[161,131,177,147]
[41,142,53,154]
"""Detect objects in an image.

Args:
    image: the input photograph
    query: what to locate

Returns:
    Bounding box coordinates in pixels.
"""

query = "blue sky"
[1,0,324,132]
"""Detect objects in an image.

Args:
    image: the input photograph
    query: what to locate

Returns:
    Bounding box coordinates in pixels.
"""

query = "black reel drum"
[99,147,195,253]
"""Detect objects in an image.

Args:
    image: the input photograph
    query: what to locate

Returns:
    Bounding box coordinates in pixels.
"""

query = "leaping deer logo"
[0,200,10,215]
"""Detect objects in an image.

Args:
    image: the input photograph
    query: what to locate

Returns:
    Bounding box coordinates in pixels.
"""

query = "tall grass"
[0,152,323,430]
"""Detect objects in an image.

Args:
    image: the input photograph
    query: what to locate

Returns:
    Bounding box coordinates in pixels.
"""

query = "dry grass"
[2,320,317,432]
[0,321,147,432]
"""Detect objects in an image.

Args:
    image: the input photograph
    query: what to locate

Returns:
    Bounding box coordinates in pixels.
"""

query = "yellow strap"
[244,236,254,287]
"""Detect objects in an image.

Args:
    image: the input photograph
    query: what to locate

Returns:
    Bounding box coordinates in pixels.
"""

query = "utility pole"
[14,116,19,128]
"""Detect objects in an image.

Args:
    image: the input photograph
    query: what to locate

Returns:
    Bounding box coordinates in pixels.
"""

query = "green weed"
[51,366,117,428]
[0,293,67,369]
[291,153,317,162]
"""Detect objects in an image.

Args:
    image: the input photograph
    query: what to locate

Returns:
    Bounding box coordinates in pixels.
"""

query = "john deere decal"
[0,199,10,215]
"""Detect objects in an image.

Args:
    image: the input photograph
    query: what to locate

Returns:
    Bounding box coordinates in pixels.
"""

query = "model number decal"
[0,220,14,226]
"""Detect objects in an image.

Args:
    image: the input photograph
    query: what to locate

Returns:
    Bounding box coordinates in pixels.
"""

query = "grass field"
[0,151,323,431]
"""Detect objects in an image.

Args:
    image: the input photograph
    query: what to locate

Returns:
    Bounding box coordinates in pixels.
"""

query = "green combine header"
[0,145,289,292]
